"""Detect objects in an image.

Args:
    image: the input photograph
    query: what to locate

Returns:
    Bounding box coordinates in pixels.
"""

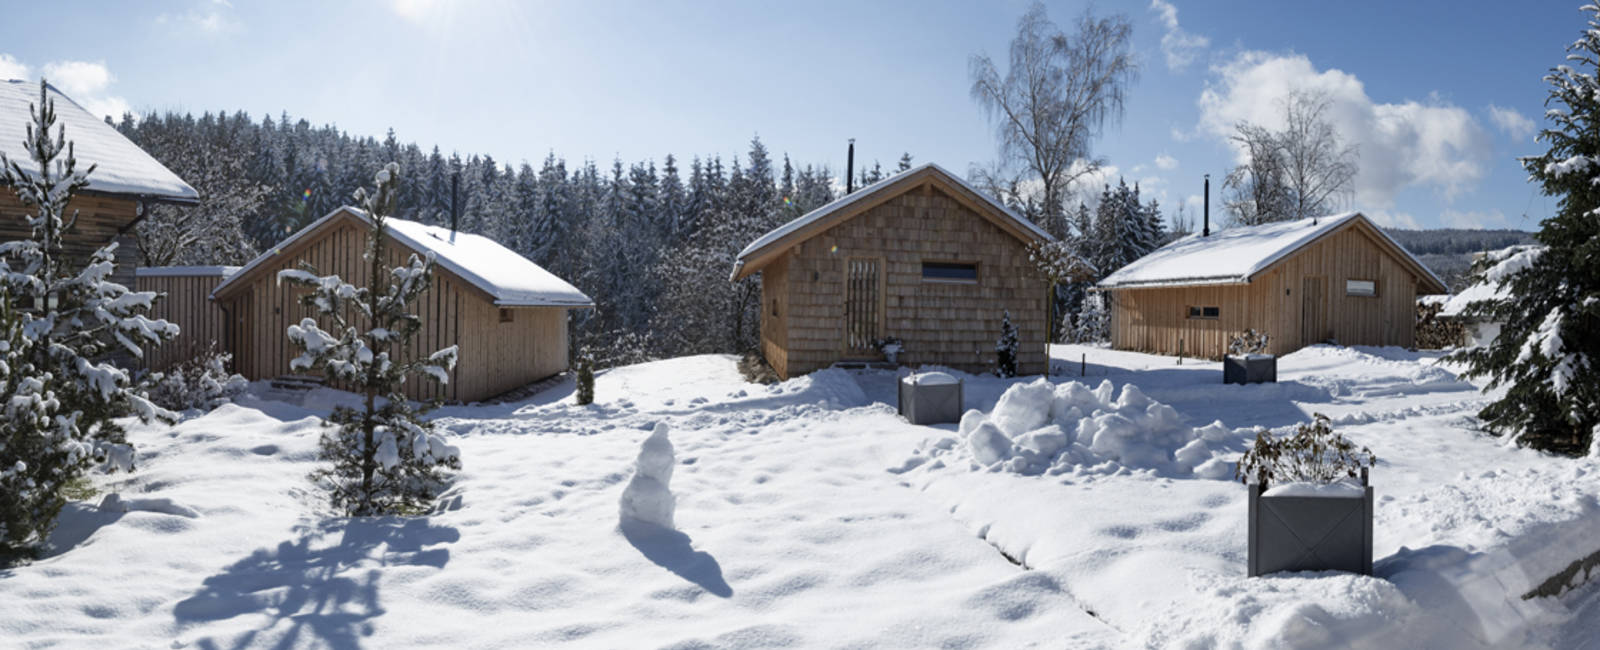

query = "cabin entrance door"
[844,257,883,357]
[1301,276,1327,345]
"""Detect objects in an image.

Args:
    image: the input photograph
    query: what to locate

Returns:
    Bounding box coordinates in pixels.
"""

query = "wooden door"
[1301,276,1327,345]
[844,257,883,356]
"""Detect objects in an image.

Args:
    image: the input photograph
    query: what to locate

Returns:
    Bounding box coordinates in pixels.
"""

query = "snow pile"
[619,423,676,530]
[935,377,1240,478]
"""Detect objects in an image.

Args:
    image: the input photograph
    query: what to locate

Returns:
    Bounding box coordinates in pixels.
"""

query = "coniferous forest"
[116,111,864,366]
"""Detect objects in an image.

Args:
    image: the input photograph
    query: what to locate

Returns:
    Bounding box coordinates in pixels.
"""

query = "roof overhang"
[730,163,1053,281]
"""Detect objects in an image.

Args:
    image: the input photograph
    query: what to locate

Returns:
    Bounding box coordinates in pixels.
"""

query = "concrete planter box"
[898,373,964,425]
[1224,354,1277,385]
[1248,470,1373,577]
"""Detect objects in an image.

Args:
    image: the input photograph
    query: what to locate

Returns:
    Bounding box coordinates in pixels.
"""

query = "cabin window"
[499,308,514,323]
[1346,279,1377,297]
[921,261,978,284]
[1187,306,1220,319]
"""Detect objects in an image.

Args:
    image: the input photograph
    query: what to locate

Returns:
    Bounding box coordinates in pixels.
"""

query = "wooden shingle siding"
[1108,220,1421,360]
[774,183,1049,378]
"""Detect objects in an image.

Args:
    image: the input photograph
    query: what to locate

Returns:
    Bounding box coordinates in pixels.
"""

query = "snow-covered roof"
[1098,212,1447,293]
[135,265,240,278]
[212,207,593,308]
[731,163,1053,280]
[1438,245,1543,319]
[0,80,199,203]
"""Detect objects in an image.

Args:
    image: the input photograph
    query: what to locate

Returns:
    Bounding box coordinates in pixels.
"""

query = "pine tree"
[996,310,1020,378]
[279,163,462,515]
[1450,7,1600,456]
[0,81,179,559]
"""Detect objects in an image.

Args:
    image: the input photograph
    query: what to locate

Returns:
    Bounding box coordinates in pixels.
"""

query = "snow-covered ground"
[3,345,1600,648]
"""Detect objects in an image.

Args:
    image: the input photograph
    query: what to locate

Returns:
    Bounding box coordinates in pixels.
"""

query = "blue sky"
[0,0,1581,230]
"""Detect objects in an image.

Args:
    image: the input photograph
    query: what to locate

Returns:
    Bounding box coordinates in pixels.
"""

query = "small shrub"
[873,336,904,364]
[1228,329,1271,356]
[576,351,596,405]
[1235,414,1375,489]
[1415,301,1466,349]
[147,344,248,412]
[738,351,779,385]
[995,310,1019,378]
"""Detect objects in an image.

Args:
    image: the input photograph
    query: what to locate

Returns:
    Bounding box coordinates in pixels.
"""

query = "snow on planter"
[930,377,1243,478]
[619,423,676,530]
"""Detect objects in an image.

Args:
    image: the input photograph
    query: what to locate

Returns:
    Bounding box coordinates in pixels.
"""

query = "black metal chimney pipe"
[1202,173,1210,237]
[846,138,855,194]
[450,171,460,243]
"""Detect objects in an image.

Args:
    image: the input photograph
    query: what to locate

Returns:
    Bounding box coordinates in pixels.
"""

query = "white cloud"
[0,54,28,81]
[1154,153,1178,170]
[1150,0,1209,71]
[1366,210,1421,229]
[1063,160,1121,206]
[1440,208,1510,229]
[40,61,130,121]
[1486,104,1536,141]
[1198,51,1491,208]
[156,0,238,34]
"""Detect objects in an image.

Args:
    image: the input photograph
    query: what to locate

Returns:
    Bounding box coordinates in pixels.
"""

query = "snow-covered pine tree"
[1072,291,1111,343]
[996,310,1020,378]
[1450,6,1600,456]
[278,163,461,515]
[0,81,179,559]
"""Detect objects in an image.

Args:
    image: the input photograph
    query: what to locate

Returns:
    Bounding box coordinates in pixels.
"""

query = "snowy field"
[3,345,1600,648]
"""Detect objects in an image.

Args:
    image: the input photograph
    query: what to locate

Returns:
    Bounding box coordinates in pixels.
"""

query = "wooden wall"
[770,182,1050,378]
[760,256,790,378]
[137,271,231,372]
[0,192,140,289]
[216,211,571,403]
[1108,222,1422,359]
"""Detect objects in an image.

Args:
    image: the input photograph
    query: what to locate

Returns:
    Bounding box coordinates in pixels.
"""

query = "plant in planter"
[1224,329,1276,385]
[1236,414,1377,576]
[874,336,905,365]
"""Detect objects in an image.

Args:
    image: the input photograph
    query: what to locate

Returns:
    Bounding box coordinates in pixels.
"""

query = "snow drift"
[934,378,1240,479]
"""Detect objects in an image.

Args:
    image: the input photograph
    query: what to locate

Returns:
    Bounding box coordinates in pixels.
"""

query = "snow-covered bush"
[996,310,1020,378]
[619,423,675,530]
[575,350,595,405]
[1235,414,1374,489]
[874,336,904,364]
[1448,6,1600,455]
[147,345,247,413]
[0,81,178,560]
[278,163,460,516]
[1228,329,1270,356]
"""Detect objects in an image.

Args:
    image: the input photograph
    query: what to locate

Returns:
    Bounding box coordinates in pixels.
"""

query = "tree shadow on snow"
[172,517,459,650]
[621,521,732,598]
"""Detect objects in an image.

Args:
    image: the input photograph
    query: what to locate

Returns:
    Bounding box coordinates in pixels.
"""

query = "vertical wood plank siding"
[768,182,1050,378]
[216,212,572,403]
[137,271,233,371]
[1108,222,1421,359]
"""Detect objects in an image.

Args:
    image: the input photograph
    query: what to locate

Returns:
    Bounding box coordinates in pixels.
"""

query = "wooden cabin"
[208,206,593,402]
[1,80,200,288]
[731,163,1055,379]
[1097,212,1448,359]
[136,266,238,371]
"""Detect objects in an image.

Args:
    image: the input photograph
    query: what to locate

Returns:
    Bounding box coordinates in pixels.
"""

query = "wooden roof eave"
[209,208,502,307]
[1245,214,1449,294]
[731,170,1049,281]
